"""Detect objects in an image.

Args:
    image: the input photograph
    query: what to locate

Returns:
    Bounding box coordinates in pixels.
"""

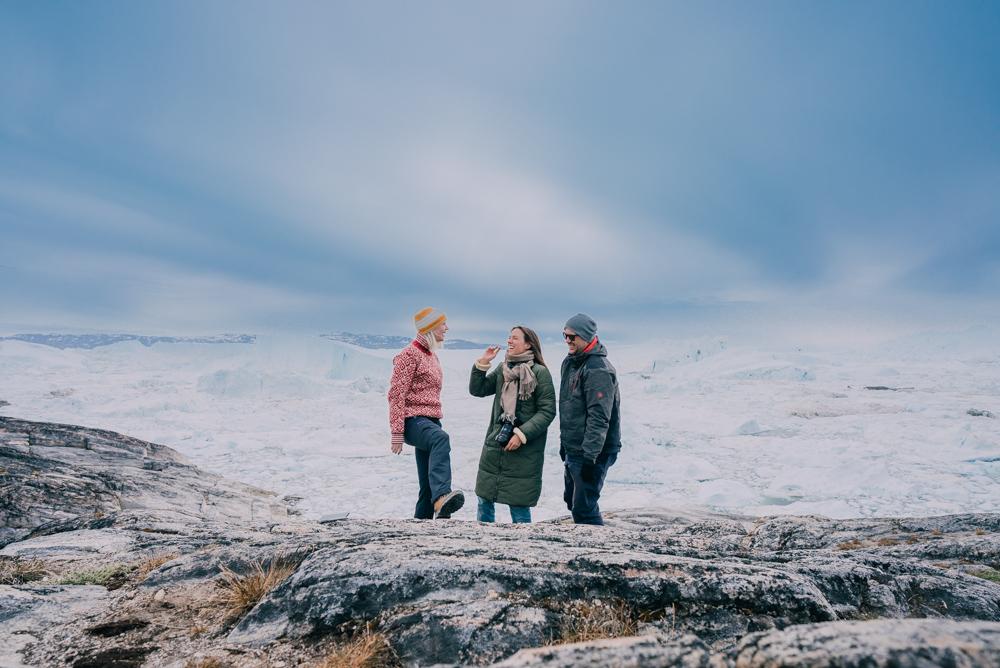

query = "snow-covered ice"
[2,329,998,522]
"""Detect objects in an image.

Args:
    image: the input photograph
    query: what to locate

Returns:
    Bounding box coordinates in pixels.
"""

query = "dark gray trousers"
[563,451,618,525]
[404,417,453,519]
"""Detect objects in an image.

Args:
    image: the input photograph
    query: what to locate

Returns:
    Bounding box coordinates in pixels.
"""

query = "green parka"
[470,360,557,507]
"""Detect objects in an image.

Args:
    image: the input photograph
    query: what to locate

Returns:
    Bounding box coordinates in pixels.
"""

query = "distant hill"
[0,333,256,350]
[0,331,489,351]
[321,332,488,350]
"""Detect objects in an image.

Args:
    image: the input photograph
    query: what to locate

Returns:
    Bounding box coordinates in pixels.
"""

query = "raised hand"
[477,345,502,366]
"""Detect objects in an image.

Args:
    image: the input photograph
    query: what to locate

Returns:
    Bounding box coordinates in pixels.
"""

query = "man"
[387,307,465,519]
[559,313,621,525]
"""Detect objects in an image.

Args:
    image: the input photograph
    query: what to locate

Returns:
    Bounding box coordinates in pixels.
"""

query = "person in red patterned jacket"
[388,307,465,519]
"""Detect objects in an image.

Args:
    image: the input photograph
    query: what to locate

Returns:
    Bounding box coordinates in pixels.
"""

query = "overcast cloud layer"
[1,1,998,340]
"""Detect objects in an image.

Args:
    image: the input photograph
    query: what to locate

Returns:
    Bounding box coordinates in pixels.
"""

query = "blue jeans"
[563,451,618,525]
[404,417,453,520]
[477,496,531,523]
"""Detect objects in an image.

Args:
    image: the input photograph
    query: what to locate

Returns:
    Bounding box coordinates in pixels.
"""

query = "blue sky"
[1,1,997,340]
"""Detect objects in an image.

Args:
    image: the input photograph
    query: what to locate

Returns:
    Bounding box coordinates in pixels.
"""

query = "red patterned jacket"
[388,339,443,446]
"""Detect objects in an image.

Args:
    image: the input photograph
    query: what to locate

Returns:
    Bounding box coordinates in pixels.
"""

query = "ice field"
[2,328,998,522]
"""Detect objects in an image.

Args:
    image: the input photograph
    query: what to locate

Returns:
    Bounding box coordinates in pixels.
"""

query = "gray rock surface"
[733,619,1000,667]
[0,416,289,547]
[0,585,110,668]
[227,519,838,660]
[487,621,1000,668]
[491,634,720,667]
[2,417,1000,667]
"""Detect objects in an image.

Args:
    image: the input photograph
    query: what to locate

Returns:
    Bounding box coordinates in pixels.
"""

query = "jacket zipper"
[494,397,502,501]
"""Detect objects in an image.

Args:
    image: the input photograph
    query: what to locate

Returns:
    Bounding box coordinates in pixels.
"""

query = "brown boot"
[433,490,465,519]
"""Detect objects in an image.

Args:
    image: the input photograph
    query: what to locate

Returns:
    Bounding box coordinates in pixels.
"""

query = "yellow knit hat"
[414,307,446,335]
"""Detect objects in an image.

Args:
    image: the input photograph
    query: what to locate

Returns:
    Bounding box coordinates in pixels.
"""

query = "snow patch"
[730,366,816,381]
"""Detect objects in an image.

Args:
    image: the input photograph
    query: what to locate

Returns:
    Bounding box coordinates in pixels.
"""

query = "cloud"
[144,99,759,303]
[1,1,997,334]
[0,177,198,244]
[0,242,348,333]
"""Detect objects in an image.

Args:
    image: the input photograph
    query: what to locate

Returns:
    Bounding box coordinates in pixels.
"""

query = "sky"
[1,1,998,342]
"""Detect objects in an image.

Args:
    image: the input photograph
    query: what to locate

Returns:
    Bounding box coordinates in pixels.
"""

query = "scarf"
[500,351,537,422]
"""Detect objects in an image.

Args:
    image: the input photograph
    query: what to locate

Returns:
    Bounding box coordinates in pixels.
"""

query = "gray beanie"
[564,313,597,343]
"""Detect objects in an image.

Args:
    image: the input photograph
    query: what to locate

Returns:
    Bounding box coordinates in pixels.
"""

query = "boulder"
[0,416,288,547]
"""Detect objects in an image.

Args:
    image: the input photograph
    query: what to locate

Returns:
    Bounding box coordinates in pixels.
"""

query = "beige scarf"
[500,351,537,422]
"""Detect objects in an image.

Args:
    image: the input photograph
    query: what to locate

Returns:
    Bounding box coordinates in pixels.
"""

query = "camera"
[495,416,517,443]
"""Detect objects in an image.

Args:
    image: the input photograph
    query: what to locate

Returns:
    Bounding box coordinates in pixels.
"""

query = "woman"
[388,307,465,520]
[469,325,556,523]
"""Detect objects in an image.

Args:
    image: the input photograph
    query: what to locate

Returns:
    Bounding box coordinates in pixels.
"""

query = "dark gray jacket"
[558,342,621,462]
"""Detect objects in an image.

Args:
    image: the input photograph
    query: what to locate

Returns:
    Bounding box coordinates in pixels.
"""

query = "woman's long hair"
[513,325,546,368]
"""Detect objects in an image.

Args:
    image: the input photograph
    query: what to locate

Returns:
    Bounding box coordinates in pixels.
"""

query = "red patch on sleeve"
[596,391,604,399]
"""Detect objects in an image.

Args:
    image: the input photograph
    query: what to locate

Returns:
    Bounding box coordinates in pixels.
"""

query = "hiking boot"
[433,490,465,519]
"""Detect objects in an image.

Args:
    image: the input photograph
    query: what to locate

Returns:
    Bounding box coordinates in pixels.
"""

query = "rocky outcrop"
[491,634,718,667]
[0,416,290,547]
[0,585,111,668]
[492,620,1000,667]
[733,619,1000,667]
[2,417,1000,667]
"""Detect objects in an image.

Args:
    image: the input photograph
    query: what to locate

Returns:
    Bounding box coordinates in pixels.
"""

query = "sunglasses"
[563,332,579,341]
